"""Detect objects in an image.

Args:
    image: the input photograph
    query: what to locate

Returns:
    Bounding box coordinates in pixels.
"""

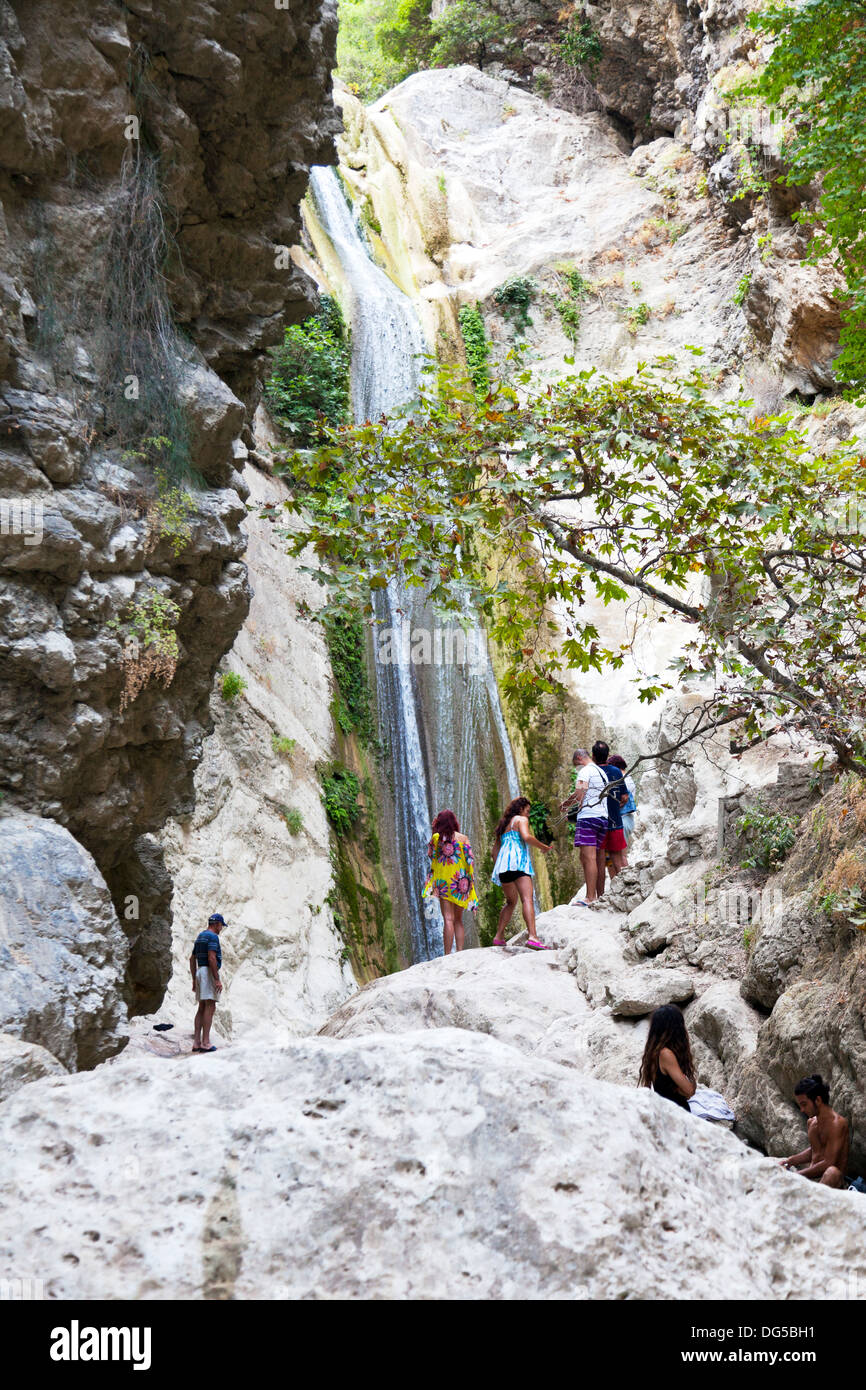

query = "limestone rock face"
[0,1033,67,1104]
[2,1030,866,1300]
[0,0,340,1018]
[0,811,128,1069]
[741,890,830,1011]
[158,445,355,1044]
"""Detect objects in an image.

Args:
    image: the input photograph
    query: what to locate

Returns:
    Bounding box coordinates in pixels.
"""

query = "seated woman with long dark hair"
[638,1004,697,1110]
[490,796,551,951]
[422,808,477,956]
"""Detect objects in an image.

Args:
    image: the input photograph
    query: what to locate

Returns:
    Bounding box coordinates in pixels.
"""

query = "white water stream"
[308,166,521,961]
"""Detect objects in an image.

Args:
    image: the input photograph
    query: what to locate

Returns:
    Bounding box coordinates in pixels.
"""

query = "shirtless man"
[779,1074,849,1188]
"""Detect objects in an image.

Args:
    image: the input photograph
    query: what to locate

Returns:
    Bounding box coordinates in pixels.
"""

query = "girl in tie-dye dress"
[422,808,477,956]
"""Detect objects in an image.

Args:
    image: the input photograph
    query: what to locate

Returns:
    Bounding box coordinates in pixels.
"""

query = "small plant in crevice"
[281,806,304,835]
[548,265,591,343]
[458,303,490,400]
[124,436,196,555]
[271,733,297,758]
[220,671,248,704]
[736,802,798,873]
[265,294,351,448]
[494,276,537,336]
[321,764,362,836]
[732,272,753,307]
[110,589,181,713]
[557,13,603,75]
[625,302,652,335]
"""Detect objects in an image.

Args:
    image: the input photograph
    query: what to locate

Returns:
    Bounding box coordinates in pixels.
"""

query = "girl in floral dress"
[422,809,478,955]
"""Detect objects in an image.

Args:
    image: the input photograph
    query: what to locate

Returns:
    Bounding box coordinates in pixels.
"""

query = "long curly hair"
[429,809,461,856]
[638,1005,695,1089]
[494,797,531,841]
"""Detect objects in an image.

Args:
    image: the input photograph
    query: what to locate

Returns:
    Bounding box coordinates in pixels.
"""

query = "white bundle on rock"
[689,1087,736,1127]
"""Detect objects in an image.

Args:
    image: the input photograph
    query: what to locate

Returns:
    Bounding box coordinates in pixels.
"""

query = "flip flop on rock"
[199,1046,217,1053]
[492,937,507,946]
[526,939,552,951]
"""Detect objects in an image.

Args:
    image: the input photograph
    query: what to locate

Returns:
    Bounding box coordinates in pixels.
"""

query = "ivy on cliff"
[737,1,866,392]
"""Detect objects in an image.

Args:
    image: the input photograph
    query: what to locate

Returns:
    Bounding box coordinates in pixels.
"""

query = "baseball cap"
[208,913,226,925]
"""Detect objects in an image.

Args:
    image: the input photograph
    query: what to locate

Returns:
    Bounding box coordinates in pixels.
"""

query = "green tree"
[378,0,435,71]
[738,1,866,392]
[265,295,351,448]
[277,357,866,776]
[429,0,516,71]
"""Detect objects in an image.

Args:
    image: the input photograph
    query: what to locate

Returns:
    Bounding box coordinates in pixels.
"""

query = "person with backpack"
[608,753,637,844]
[190,912,225,1053]
[559,743,610,907]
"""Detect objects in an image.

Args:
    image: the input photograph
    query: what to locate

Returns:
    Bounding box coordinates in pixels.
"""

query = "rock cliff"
[0,0,340,1072]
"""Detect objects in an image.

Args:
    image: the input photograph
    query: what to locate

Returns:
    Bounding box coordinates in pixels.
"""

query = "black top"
[601,764,625,829]
[653,1069,691,1110]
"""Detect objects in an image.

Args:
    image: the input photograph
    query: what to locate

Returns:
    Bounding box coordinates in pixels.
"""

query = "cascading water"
[308,165,522,962]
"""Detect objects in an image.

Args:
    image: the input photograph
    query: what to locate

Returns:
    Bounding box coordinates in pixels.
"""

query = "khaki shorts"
[195,965,219,1003]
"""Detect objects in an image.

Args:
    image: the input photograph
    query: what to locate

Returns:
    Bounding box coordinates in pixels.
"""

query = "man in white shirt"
[559,744,609,907]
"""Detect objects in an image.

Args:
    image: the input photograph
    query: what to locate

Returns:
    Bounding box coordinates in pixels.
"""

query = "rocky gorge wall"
[0,0,341,1074]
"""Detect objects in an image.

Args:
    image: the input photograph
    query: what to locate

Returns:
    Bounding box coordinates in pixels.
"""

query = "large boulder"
[0,1033,66,1103]
[0,811,129,1069]
[321,944,589,1053]
[1,1031,865,1299]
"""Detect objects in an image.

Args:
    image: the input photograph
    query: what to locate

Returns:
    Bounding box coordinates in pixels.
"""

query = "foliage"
[557,13,602,74]
[494,276,537,335]
[322,610,376,746]
[551,267,591,343]
[321,765,362,835]
[336,0,414,100]
[277,354,866,776]
[429,0,516,71]
[732,273,752,307]
[821,884,866,928]
[721,133,771,203]
[109,589,181,713]
[625,302,652,334]
[377,0,435,72]
[220,671,248,703]
[271,734,297,758]
[528,800,554,846]
[122,591,181,659]
[282,807,304,835]
[265,295,351,448]
[458,304,490,399]
[736,802,798,871]
[736,1,866,391]
[533,71,553,100]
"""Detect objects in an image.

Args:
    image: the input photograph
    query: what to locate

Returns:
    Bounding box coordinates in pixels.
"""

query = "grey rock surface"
[0,811,128,1069]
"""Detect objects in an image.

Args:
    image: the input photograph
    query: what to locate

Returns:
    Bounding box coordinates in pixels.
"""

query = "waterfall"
[308,165,522,962]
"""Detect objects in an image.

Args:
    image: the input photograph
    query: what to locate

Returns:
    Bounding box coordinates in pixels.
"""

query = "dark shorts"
[499,870,531,884]
[574,817,608,849]
[605,828,627,853]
